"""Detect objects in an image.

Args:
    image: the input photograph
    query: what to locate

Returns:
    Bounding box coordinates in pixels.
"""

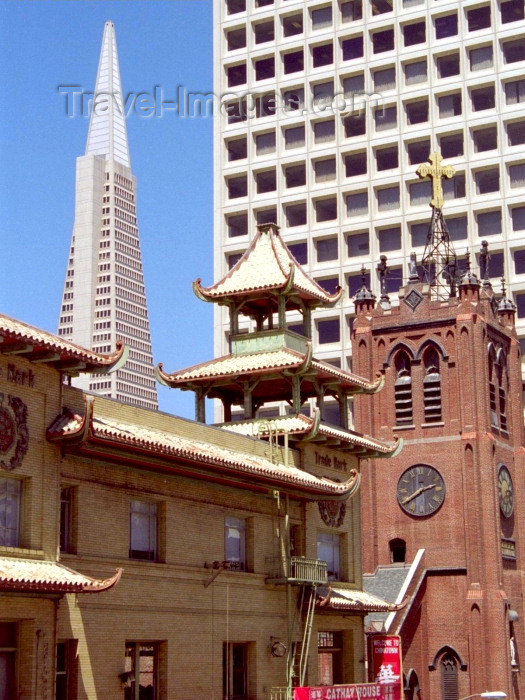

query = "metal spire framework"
[58,21,158,409]
[417,153,458,301]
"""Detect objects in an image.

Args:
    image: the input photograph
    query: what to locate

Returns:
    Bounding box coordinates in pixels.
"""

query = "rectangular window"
[512,206,525,231]
[410,180,432,206]
[344,113,366,138]
[510,163,525,188]
[255,132,275,156]
[312,42,334,68]
[341,0,362,22]
[314,120,335,144]
[477,210,502,237]
[377,186,400,212]
[435,13,458,39]
[505,79,525,105]
[254,20,274,44]
[283,13,303,37]
[312,6,332,29]
[284,126,305,149]
[471,85,495,111]
[347,232,370,258]
[407,139,431,165]
[223,643,248,700]
[410,222,428,248]
[467,5,491,31]
[343,74,364,97]
[376,145,398,171]
[314,160,336,184]
[469,45,493,71]
[374,67,395,91]
[345,151,367,177]
[60,486,75,554]
[403,21,426,46]
[514,249,525,274]
[447,216,468,241]
[503,39,525,64]
[372,28,394,53]
[378,226,401,252]
[374,105,397,132]
[501,0,525,22]
[475,168,500,194]
[404,60,427,85]
[286,203,307,227]
[283,50,304,74]
[507,121,525,147]
[473,127,497,153]
[124,643,158,700]
[227,28,246,51]
[285,164,306,188]
[0,477,20,547]
[346,191,368,217]
[437,53,460,78]
[318,319,340,345]
[0,623,17,700]
[317,531,341,580]
[438,93,462,118]
[56,640,78,700]
[443,173,466,200]
[406,99,429,125]
[316,238,338,263]
[227,214,248,238]
[440,133,464,158]
[315,197,337,222]
[348,270,370,296]
[227,138,247,162]
[342,36,364,61]
[255,208,277,226]
[225,516,246,571]
[129,500,157,561]
[318,632,343,686]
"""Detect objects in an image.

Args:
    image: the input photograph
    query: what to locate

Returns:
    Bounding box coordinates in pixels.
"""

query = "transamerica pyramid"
[58,21,158,409]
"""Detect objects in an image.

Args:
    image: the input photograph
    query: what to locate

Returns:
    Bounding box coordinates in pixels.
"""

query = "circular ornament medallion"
[397,464,445,517]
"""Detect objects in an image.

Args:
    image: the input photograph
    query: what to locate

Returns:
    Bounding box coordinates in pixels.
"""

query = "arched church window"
[423,348,441,422]
[441,652,458,700]
[497,352,508,433]
[394,351,413,425]
[389,538,406,563]
[488,350,498,427]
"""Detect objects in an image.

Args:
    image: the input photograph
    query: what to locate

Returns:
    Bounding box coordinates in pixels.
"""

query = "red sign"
[294,684,383,700]
[369,635,402,700]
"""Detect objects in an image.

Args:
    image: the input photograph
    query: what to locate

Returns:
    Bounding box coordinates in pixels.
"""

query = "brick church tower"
[353,155,525,699]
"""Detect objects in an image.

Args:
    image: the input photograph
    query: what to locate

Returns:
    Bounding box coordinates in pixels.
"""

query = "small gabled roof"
[315,586,406,613]
[47,397,360,500]
[193,223,342,309]
[0,313,127,375]
[0,557,122,593]
[221,411,401,458]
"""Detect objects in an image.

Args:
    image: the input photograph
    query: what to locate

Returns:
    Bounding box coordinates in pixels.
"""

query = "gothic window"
[394,351,413,425]
[441,652,458,700]
[488,349,498,427]
[497,352,508,433]
[423,348,442,422]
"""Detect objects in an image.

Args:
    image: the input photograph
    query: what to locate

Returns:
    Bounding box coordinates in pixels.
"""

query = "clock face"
[498,465,514,518]
[397,465,446,517]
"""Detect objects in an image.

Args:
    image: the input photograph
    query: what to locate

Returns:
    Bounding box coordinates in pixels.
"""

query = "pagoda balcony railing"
[270,687,292,700]
[266,556,328,585]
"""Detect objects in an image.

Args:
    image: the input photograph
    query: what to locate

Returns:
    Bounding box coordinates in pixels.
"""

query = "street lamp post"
[460,693,507,700]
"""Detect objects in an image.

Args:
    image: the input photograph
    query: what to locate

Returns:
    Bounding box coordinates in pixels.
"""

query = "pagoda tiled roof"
[0,557,122,593]
[47,397,360,500]
[315,586,406,613]
[193,223,342,306]
[221,412,401,458]
[157,345,383,395]
[0,313,127,374]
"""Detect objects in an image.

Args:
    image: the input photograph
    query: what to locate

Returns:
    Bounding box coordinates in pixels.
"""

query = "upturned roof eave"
[46,401,359,500]
[0,312,128,374]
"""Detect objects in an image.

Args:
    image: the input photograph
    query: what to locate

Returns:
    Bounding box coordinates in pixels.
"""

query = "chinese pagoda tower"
[58,21,158,409]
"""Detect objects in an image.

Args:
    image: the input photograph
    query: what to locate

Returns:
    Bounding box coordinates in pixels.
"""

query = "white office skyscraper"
[58,21,158,409]
[214,0,525,408]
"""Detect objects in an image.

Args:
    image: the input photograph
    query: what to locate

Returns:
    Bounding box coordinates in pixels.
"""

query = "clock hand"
[401,483,435,505]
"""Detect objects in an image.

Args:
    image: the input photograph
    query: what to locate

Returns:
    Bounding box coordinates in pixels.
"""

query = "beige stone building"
[0,290,398,700]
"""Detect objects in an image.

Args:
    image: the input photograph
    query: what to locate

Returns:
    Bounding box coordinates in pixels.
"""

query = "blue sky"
[0,0,214,418]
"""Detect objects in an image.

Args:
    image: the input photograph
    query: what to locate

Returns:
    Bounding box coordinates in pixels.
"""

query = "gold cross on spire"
[417,152,455,210]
